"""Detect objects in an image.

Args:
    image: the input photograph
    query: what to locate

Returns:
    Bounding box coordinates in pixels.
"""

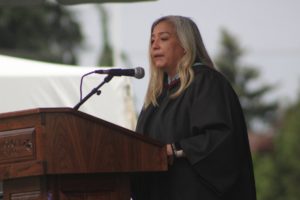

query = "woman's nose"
[152,39,160,49]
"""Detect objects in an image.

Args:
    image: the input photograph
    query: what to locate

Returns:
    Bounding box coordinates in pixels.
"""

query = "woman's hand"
[166,144,174,166]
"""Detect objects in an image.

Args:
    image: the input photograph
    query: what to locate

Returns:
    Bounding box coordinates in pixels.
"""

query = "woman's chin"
[154,63,167,69]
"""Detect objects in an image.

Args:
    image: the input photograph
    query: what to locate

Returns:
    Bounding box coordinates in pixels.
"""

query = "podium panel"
[3,174,130,200]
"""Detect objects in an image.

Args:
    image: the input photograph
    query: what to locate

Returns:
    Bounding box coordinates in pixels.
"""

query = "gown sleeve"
[179,68,247,195]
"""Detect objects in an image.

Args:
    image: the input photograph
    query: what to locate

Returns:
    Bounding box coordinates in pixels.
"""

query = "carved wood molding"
[0,128,35,164]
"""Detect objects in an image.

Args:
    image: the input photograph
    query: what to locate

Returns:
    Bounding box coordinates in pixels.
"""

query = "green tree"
[97,5,114,66]
[0,2,83,65]
[215,29,278,130]
[254,94,300,200]
[252,153,277,200]
[97,5,133,68]
[272,94,300,200]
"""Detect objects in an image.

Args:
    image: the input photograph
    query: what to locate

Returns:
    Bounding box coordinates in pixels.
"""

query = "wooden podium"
[0,108,167,200]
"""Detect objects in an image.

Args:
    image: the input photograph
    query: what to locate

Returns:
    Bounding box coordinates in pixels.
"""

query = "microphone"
[94,67,145,79]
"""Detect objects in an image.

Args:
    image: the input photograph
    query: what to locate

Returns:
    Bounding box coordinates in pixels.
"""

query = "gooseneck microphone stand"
[73,74,113,111]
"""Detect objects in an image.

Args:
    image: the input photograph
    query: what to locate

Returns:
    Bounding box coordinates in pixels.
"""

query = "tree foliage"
[0,3,83,65]
[97,5,114,67]
[273,96,300,200]
[252,153,277,200]
[253,95,300,200]
[96,5,132,68]
[215,29,278,130]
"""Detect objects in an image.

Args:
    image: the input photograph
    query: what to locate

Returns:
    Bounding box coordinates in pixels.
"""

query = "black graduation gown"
[132,65,256,200]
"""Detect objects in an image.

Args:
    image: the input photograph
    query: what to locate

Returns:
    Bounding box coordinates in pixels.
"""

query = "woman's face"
[150,21,185,77]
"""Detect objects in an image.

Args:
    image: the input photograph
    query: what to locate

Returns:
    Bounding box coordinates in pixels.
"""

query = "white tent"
[0,55,137,130]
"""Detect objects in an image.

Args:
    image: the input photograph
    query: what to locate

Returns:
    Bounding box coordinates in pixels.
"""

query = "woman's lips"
[153,54,164,59]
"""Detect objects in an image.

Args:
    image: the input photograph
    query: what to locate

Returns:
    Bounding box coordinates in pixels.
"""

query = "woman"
[132,15,256,200]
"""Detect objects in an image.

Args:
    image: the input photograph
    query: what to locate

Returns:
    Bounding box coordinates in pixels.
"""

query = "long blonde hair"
[143,15,214,108]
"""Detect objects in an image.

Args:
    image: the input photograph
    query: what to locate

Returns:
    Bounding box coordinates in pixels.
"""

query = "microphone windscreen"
[135,67,145,79]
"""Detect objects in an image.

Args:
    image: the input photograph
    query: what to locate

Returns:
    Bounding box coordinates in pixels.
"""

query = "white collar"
[193,62,204,67]
[167,62,203,84]
[167,73,180,84]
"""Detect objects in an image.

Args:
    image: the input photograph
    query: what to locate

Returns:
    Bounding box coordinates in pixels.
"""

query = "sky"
[69,0,300,111]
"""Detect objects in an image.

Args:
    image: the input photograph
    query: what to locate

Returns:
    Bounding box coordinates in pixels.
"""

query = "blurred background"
[0,0,300,199]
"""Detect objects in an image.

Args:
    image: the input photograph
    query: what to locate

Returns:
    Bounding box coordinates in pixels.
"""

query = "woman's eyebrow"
[151,31,171,37]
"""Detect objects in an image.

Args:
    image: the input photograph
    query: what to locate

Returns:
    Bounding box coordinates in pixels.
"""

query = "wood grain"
[0,107,168,200]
